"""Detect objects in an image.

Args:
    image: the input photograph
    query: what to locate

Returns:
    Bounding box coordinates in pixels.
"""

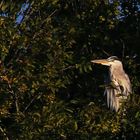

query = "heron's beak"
[91,59,110,66]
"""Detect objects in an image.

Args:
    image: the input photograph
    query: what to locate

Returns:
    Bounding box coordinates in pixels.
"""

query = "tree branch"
[0,126,9,140]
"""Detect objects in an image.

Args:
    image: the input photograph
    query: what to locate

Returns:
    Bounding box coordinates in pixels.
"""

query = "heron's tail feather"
[105,87,127,112]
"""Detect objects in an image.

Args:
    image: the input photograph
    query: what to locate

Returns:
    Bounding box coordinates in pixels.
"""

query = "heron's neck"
[109,64,125,80]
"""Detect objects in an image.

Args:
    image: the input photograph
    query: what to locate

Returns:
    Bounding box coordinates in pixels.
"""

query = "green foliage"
[0,0,140,139]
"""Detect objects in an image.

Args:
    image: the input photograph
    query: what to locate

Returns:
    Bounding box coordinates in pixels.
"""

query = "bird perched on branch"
[91,56,131,112]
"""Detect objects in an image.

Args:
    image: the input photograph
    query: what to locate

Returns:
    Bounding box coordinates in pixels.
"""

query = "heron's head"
[91,56,121,67]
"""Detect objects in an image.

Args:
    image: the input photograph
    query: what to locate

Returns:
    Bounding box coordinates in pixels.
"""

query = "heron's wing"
[105,87,120,112]
[105,79,126,112]
[117,73,131,96]
[125,74,132,93]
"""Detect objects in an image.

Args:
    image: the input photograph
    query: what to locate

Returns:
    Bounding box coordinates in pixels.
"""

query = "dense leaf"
[0,0,140,139]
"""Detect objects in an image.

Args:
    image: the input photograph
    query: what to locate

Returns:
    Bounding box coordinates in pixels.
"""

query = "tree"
[0,0,140,139]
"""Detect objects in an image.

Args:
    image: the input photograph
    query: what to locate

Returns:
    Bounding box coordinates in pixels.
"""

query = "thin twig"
[101,48,110,56]
[120,39,125,60]
[60,65,75,72]
[0,76,20,114]
[23,93,43,113]
[0,126,9,140]
[0,0,4,9]
[7,82,19,113]
[32,9,58,40]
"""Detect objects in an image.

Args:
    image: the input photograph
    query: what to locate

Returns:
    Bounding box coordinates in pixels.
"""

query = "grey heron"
[91,56,131,112]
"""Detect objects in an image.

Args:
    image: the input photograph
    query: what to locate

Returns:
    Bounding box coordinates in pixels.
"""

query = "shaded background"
[0,0,140,139]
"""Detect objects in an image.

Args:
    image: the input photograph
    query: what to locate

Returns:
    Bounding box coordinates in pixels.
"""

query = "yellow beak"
[91,59,110,66]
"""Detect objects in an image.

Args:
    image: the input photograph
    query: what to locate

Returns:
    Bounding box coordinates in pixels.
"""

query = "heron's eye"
[108,59,114,62]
